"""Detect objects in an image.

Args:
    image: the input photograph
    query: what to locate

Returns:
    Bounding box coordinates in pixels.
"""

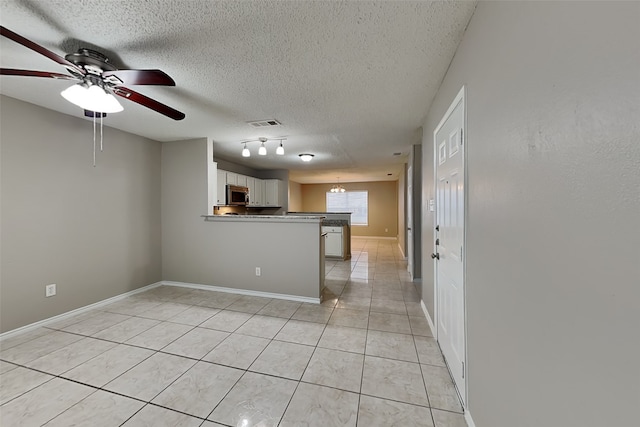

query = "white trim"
[420,300,437,337]
[160,281,320,304]
[433,85,468,406]
[0,280,319,341]
[465,410,477,427]
[422,299,474,423]
[0,282,163,341]
[434,86,466,135]
[397,242,406,258]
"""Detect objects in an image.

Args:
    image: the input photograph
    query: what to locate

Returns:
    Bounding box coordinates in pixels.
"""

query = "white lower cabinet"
[323,226,343,257]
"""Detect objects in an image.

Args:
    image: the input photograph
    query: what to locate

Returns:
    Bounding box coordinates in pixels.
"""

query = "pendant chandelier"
[240,137,286,158]
[330,178,346,192]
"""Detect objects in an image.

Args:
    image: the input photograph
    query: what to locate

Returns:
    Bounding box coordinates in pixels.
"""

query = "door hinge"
[460,128,464,145]
[460,246,463,260]
[462,361,465,378]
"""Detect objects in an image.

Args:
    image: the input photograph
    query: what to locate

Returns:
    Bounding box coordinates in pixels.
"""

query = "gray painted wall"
[421,136,435,315]
[0,96,162,333]
[421,2,640,426]
[162,139,321,297]
[410,143,422,279]
[397,165,406,256]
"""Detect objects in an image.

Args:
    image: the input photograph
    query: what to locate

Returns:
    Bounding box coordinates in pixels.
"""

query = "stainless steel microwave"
[226,185,249,206]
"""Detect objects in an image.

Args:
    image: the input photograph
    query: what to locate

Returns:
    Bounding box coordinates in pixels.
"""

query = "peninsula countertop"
[202,214,325,223]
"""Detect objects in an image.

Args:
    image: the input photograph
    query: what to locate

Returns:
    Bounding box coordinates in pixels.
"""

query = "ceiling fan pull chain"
[100,114,103,152]
[92,113,96,167]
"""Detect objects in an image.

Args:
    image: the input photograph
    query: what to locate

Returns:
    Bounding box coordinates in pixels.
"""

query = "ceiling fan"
[0,26,185,120]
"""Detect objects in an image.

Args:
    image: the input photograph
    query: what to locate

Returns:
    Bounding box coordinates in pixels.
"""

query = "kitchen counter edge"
[202,215,325,223]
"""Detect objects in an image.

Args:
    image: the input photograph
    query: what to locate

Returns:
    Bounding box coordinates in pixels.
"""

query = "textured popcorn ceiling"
[0,0,476,183]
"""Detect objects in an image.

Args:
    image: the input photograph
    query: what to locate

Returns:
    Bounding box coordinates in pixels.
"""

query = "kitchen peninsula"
[197,214,325,302]
[162,138,324,304]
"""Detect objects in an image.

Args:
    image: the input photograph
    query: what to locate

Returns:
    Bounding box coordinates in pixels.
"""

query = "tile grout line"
[1,239,458,426]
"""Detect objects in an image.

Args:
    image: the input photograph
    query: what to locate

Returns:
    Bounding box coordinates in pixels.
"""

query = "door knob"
[431,253,440,260]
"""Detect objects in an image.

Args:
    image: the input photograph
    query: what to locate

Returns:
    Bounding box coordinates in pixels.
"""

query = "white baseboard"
[0,280,320,341]
[160,281,321,305]
[465,410,477,427]
[0,282,163,341]
[397,242,406,258]
[420,300,436,338]
[420,299,475,425]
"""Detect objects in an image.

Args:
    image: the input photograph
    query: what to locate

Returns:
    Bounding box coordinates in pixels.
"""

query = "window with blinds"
[326,191,368,225]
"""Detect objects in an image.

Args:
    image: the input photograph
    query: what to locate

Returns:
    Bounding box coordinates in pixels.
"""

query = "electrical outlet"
[45,284,56,297]
[255,267,261,276]
[385,228,388,233]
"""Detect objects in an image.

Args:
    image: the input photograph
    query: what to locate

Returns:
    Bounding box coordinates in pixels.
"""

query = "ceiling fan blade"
[113,87,185,121]
[102,69,175,86]
[0,68,78,80]
[0,26,84,75]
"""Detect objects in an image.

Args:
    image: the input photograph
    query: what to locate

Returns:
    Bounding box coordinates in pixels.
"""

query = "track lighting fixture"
[239,137,286,158]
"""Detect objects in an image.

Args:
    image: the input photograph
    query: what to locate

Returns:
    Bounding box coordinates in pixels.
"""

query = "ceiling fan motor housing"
[65,48,117,73]
[0,25,185,120]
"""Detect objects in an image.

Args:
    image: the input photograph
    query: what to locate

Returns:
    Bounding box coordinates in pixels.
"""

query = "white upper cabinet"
[256,179,266,206]
[216,170,226,206]
[246,177,260,206]
[225,172,237,185]
[236,174,247,187]
[208,161,218,213]
[264,179,281,206]
[216,170,281,207]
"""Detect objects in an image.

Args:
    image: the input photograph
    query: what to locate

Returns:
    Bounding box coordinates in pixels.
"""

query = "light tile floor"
[0,238,467,427]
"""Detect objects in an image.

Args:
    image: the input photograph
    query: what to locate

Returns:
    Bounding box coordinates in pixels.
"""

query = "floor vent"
[247,119,282,128]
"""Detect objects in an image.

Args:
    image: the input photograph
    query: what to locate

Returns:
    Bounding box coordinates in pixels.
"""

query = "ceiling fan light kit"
[299,153,314,162]
[0,25,186,166]
[61,83,123,113]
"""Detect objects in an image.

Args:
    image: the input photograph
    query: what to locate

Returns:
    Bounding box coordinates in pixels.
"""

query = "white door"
[434,86,466,405]
[407,165,414,277]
